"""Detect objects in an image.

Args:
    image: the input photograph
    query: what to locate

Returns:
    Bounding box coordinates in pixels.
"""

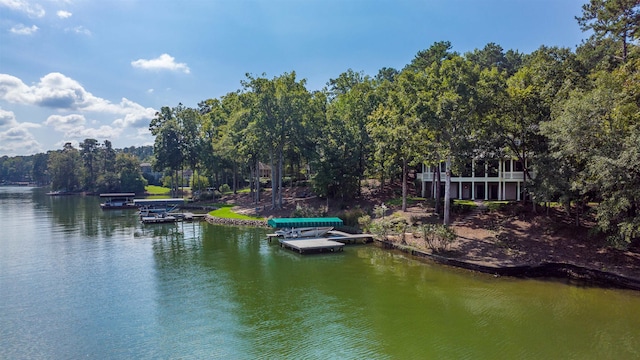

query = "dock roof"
[133,198,185,205]
[100,193,135,198]
[267,217,343,228]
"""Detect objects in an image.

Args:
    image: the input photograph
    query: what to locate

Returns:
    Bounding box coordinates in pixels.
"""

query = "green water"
[1,186,639,359]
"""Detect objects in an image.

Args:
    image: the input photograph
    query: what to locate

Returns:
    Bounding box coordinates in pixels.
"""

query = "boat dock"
[265,217,372,254]
[140,212,206,224]
[268,230,373,254]
[279,239,345,253]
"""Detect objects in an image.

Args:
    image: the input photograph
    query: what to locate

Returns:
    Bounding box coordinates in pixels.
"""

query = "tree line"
[148,0,639,247]
[3,0,638,247]
[1,142,152,194]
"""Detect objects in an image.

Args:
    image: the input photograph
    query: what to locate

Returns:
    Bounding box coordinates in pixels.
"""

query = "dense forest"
[2,0,638,247]
[0,143,153,193]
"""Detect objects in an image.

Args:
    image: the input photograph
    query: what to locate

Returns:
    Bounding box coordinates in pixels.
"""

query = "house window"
[474,160,485,177]
[515,161,524,172]
[504,160,511,172]
[488,160,499,177]
[462,162,472,177]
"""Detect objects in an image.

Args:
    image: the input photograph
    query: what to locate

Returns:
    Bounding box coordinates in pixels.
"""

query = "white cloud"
[131,54,191,74]
[64,124,122,140]
[0,72,157,155]
[66,25,91,36]
[0,72,157,137]
[0,0,45,18]
[57,10,71,18]
[44,113,85,131]
[0,73,156,123]
[0,108,42,155]
[10,24,38,35]
[0,108,17,127]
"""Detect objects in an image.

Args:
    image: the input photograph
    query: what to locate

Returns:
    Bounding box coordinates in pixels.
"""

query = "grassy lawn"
[145,185,170,195]
[385,197,427,206]
[453,199,477,206]
[208,204,265,220]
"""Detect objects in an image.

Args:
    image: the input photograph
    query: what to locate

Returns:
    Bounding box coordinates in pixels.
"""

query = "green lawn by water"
[208,204,265,220]
[145,185,171,195]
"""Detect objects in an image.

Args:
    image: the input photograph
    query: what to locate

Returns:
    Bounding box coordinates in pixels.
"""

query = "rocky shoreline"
[377,240,640,291]
[204,214,268,227]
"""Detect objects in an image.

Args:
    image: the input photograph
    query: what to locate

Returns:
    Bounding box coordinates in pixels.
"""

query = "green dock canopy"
[267,217,343,228]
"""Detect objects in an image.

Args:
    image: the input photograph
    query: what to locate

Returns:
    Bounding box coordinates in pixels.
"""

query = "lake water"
[1,186,639,359]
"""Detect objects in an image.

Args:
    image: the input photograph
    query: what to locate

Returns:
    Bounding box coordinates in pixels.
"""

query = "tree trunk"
[270,152,276,209]
[249,162,255,203]
[443,157,452,225]
[253,159,260,204]
[277,148,283,209]
[232,162,237,194]
[435,163,442,215]
[402,158,407,212]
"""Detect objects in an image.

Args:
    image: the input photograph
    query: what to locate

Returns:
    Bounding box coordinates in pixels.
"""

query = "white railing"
[417,171,531,181]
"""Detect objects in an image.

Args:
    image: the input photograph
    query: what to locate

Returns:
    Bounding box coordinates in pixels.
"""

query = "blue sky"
[1,0,587,156]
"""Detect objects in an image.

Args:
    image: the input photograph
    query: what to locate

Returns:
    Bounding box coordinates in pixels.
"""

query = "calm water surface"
[1,186,639,359]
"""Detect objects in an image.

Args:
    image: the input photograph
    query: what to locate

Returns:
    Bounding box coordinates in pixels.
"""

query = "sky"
[0,0,588,157]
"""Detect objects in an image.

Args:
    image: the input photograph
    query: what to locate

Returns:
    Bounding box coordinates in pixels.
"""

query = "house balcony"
[417,171,528,182]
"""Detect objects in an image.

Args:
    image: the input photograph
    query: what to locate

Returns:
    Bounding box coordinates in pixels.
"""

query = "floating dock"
[279,239,345,253]
[268,230,373,254]
[141,214,177,224]
[265,217,372,254]
[140,212,206,224]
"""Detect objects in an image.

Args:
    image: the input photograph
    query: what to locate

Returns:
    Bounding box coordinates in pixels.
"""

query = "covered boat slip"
[267,217,344,229]
[134,198,188,224]
[134,198,184,213]
[99,193,137,209]
[133,198,185,207]
[267,217,372,254]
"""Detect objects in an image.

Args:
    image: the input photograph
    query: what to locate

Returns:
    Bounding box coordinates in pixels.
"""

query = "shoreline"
[376,239,640,292]
[203,214,640,291]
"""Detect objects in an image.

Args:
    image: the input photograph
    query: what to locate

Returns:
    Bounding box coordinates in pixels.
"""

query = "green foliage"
[190,174,209,192]
[338,207,367,228]
[373,204,389,219]
[451,200,476,214]
[416,224,457,253]
[486,201,509,212]
[357,214,372,232]
[219,184,231,194]
[290,203,326,218]
[48,143,82,192]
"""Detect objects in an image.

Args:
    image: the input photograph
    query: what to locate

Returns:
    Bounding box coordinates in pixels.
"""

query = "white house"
[417,158,531,201]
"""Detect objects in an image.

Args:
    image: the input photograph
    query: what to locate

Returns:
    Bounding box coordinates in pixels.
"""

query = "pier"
[279,239,345,253]
[268,230,373,254]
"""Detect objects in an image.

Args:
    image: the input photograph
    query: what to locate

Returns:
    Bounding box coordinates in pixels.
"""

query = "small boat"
[274,226,334,239]
[134,198,184,215]
[99,193,137,209]
[140,212,177,224]
[47,190,71,196]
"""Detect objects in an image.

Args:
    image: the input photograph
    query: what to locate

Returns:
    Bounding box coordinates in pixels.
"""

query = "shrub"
[290,204,326,218]
[358,214,372,232]
[418,224,457,253]
[340,207,367,227]
[219,183,231,194]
